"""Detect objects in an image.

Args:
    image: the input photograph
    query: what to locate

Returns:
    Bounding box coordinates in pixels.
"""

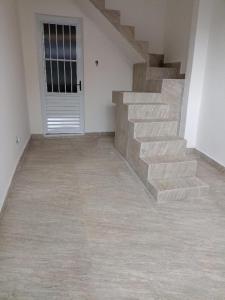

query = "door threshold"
[32,132,115,140]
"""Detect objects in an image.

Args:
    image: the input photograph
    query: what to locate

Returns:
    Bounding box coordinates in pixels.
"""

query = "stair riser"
[114,91,180,105]
[126,139,149,183]
[116,24,135,40]
[137,41,149,54]
[140,140,186,158]
[128,105,170,120]
[90,0,105,9]
[132,121,178,138]
[146,68,178,80]
[148,161,197,180]
[102,10,120,24]
[122,93,162,104]
[133,63,163,93]
[149,184,209,202]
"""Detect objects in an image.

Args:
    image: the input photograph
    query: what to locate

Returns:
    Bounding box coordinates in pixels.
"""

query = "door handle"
[77,81,82,91]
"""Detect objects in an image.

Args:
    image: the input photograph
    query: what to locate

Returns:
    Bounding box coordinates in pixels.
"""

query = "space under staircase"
[88,0,209,201]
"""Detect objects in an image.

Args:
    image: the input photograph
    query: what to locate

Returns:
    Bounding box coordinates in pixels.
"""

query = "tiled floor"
[0,136,225,299]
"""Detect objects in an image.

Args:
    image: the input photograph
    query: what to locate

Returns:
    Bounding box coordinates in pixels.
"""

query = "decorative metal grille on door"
[42,22,83,134]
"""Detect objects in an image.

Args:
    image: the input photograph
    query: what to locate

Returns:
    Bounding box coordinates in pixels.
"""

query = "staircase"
[88,0,209,201]
[89,0,149,61]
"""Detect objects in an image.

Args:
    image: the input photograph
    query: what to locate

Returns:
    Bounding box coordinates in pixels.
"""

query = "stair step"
[164,62,181,72]
[136,40,149,53]
[143,155,194,163]
[142,155,197,179]
[90,0,105,9]
[128,103,169,120]
[129,119,178,138]
[113,91,162,104]
[129,118,177,123]
[135,136,186,157]
[101,9,121,24]
[132,63,164,92]
[133,80,163,93]
[147,67,178,80]
[115,24,135,40]
[148,177,209,202]
[149,54,164,67]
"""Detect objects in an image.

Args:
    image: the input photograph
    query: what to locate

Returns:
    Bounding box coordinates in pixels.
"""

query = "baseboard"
[187,148,225,173]
[31,132,115,139]
[84,132,115,137]
[0,136,31,220]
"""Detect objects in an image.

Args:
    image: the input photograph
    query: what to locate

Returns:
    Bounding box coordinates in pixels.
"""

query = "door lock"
[77,81,82,91]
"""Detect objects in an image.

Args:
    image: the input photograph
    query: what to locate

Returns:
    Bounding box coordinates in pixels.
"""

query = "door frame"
[36,14,85,135]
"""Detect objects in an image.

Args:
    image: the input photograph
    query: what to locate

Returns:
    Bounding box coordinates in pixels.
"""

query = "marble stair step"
[133,79,163,93]
[146,67,179,80]
[135,136,187,157]
[112,91,162,104]
[148,177,209,202]
[101,9,121,24]
[89,0,105,9]
[136,40,149,54]
[129,40,149,60]
[142,155,198,180]
[128,103,170,119]
[129,119,178,138]
[115,24,135,40]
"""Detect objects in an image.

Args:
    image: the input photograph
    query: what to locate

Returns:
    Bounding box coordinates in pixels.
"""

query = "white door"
[39,16,84,135]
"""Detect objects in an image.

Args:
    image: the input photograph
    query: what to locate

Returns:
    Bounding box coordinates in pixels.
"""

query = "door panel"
[40,18,84,134]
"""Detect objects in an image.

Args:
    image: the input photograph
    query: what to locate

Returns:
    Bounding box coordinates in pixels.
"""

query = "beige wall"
[182,0,213,148]
[17,0,133,134]
[107,0,193,72]
[0,0,30,209]
[196,0,225,166]
[106,0,167,54]
[164,0,194,73]
[182,0,225,167]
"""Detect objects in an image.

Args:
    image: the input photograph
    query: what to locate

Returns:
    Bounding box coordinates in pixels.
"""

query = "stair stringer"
[75,0,146,64]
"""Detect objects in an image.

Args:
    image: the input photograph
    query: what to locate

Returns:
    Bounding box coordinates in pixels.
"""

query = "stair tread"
[150,67,178,71]
[150,177,208,192]
[136,136,183,143]
[137,40,149,45]
[102,8,120,13]
[101,9,121,23]
[142,155,196,164]
[129,118,178,123]
[90,0,105,9]
[126,102,167,106]
[114,91,161,94]
[116,24,135,36]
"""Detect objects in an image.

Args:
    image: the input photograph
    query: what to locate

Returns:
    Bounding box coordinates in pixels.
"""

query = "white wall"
[17,0,133,134]
[106,0,167,54]
[106,0,194,72]
[182,0,213,148]
[0,0,30,209]
[196,0,225,166]
[164,0,194,73]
